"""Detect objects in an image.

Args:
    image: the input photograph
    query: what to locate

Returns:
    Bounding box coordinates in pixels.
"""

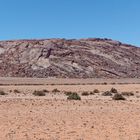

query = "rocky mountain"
[0,38,140,78]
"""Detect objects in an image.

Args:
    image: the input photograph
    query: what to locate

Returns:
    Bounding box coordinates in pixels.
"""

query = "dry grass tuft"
[42,89,49,93]
[110,88,118,93]
[121,92,134,96]
[102,91,112,96]
[93,89,100,93]
[52,88,60,93]
[14,89,20,93]
[32,90,46,96]
[81,92,89,96]
[0,90,7,95]
[67,92,81,100]
[112,93,126,100]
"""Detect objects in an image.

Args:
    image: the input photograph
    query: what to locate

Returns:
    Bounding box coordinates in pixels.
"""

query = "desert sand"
[0,78,140,140]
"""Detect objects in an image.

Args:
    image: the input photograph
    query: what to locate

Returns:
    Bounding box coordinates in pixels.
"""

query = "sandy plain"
[0,78,140,140]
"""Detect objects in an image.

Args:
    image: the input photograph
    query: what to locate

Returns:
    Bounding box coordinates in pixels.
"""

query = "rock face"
[0,38,140,78]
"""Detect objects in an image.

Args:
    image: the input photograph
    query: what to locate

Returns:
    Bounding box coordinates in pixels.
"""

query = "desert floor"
[0,78,140,140]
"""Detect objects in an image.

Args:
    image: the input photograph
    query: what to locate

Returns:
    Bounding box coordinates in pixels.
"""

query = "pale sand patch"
[0,78,140,140]
[0,99,140,140]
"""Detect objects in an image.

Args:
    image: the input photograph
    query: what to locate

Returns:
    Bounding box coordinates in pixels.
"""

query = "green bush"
[67,92,81,100]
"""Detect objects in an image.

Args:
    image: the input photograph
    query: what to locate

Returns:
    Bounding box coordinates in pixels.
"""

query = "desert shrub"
[81,91,89,96]
[93,89,100,93]
[102,82,107,85]
[110,88,118,93]
[32,90,46,96]
[0,90,7,95]
[64,91,73,96]
[111,83,116,85]
[112,93,126,100]
[52,88,60,93]
[121,92,134,96]
[42,89,49,93]
[13,89,20,93]
[67,92,81,100]
[89,91,95,95]
[102,91,112,96]
[136,95,140,98]
[9,90,12,93]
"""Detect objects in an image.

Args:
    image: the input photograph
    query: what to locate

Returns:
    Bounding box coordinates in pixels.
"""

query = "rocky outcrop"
[0,38,140,78]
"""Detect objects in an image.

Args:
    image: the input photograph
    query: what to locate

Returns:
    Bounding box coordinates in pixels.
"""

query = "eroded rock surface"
[0,38,140,78]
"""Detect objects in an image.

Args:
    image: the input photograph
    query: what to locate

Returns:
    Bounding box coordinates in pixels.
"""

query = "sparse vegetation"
[52,88,60,93]
[93,89,100,93]
[103,82,107,85]
[13,89,20,93]
[121,92,134,96]
[81,91,89,96]
[112,93,126,100]
[102,91,112,96]
[89,91,95,95]
[67,92,81,100]
[110,88,118,93]
[32,90,46,96]
[9,90,12,93]
[64,91,73,96]
[111,82,116,85]
[42,89,49,93]
[136,95,140,98]
[0,90,7,95]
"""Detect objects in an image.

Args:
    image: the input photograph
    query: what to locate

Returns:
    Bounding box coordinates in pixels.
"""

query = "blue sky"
[0,0,140,46]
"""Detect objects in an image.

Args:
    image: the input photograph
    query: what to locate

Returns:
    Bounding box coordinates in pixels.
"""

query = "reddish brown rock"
[0,38,140,78]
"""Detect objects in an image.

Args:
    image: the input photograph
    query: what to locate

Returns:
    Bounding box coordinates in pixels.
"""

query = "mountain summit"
[0,38,140,78]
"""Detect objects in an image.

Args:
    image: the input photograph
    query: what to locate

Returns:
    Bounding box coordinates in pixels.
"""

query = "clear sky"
[0,0,140,46]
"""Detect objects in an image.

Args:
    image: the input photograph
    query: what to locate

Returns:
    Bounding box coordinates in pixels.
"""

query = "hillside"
[0,38,140,78]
